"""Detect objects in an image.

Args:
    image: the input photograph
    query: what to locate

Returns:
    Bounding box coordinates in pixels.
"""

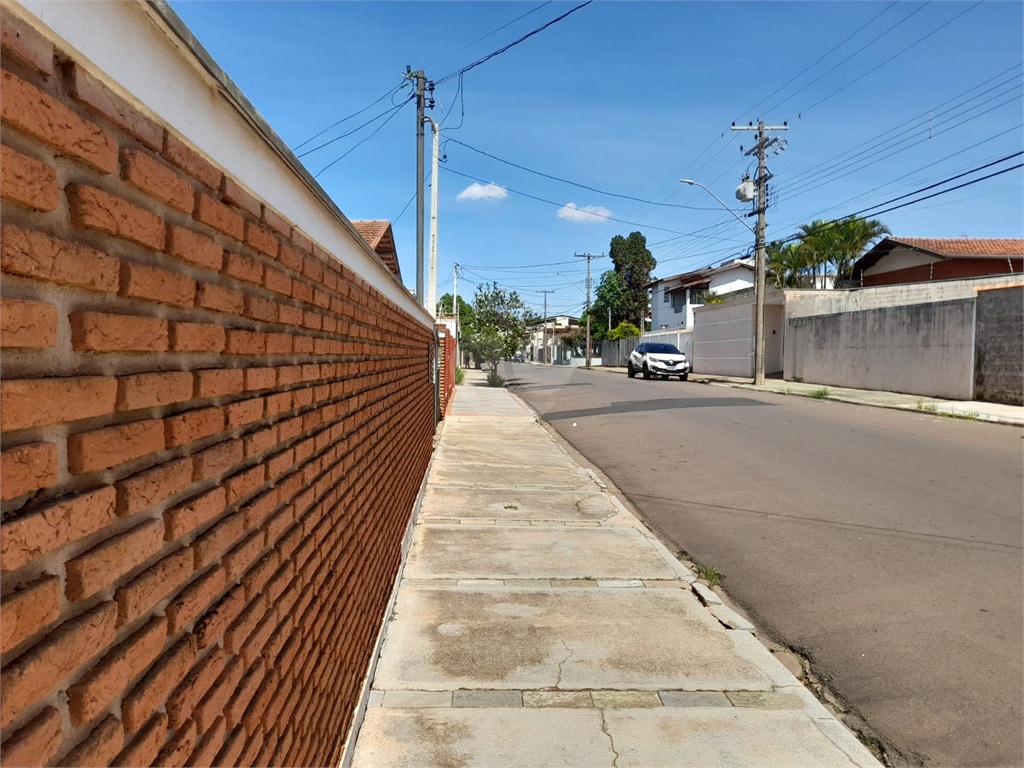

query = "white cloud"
[557,203,613,223]
[456,182,507,201]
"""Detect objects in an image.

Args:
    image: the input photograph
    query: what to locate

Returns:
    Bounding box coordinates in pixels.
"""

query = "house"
[351,220,402,281]
[851,237,1023,287]
[648,257,754,330]
[526,316,579,364]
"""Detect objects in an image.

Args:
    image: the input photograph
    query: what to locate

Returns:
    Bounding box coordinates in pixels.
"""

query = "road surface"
[503,362,1022,767]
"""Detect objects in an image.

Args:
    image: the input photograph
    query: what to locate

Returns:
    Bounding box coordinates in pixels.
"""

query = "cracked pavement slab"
[418,486,618,522]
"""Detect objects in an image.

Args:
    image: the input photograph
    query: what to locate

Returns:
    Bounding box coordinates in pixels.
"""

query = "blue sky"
[170,1,1023,318]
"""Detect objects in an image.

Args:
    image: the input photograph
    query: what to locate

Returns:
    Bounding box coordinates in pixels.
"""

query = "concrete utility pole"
[539,289,556,364]
[730,119,787,385]
[425,117,440,318]
[574,253,605,369]
[406,68,432,308]
[453,263,459,365]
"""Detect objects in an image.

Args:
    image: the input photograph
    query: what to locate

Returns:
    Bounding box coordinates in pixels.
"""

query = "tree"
[609,232,656,330]
[590,270,627,341]
[437,293,475,327]
[796,217,889,288]
[767,242,811,288]
[607,321,640,340]
[461,283,531,374]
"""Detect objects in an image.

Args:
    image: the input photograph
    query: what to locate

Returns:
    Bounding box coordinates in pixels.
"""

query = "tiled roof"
[350,220,402,281]
[891,238,1024,257]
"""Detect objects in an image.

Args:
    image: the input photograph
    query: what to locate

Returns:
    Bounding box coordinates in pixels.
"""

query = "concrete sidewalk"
[595,365,1024,426]
[349,377,881,768]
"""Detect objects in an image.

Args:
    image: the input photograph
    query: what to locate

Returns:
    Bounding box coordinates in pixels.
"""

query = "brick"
[164,406,224,448]
[0,486,115,571]
[193,655,242,731]
[0,575,60,654]
[277,242,303,272]
[0,601,117,728]
[0,71,115,172]
[161,133,220,189]
[0,144,57,211]
[292,280,313,304]
[193,584,245,649]
[224,659,264,728]
[224,328,265,355]
[265,331,292,355]
[224,464,266,505]
[243,366,276,391]
[193,368,244,399]
[65,518,164,601]
[223,250,263,285]
[164,486,227,541]
[243,294,277,323]
[192,511,243,568]
[222,531,263,581]
[164,566,225,635]
[1,375,116,430]
[70,312,168,352]
[194,281,244,315]
[192,439,244,483]
[291,228,312,254]
[265,391,291,417]
[169,321,225,352]
[1,225,118,292]
[275,365,302,387]
[165,224,222,270]
[262,266,292,295]
[115,457,191,517]
[302,257,324,283]
[121,635,196,732]
[241,551,279,600]
[120,261,195,307]
[67,617,166,724]
[55,715,123,768]
[194,192,243,240]
[0,441,58,501]
[166,646,224,728]
[67,184,164,250]
[0,9,53,77]
[188,715,226,767]
[222,597,262,656]
[293,334,314,354]
[67,419,164,474]
[0,705,62,768]
[114,712,167,767]
[120,147,192,212]
[253,730,277,766]
[244,221,277,257]
[240,490,276,530]
[220,176,260,217]
[116,371,193,412]
[264,561,293,604]
[114,547,192,627]
[225,398,264,429]
[239,610,276,666]
[261,206,290,237]
[65,63,162,150]
[278,302,303,326]
[0,297,57,348]
[152,719,195,768]
[242,426,276,458]
[216,725,246,766]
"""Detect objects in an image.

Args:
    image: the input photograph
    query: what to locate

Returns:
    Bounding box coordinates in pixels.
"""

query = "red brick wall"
[0,13,434,767]
[863,257,1024,286]
[439,326,456,415]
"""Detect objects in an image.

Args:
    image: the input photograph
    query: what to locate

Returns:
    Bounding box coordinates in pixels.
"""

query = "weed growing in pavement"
[808,388,830,399]
[696,564,722,588]
[455,367,465,385]
[915,400,980,421]
[503,504,518,510]
[486,371,506,387]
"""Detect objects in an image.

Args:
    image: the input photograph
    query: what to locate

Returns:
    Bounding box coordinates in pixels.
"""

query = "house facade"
[649,258,754,330]
[851,237,1023,287]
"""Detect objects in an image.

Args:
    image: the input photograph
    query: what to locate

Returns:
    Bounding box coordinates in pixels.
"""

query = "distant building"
[851,237,1023,287]
[351,220,402,282]
[648,257,754,330]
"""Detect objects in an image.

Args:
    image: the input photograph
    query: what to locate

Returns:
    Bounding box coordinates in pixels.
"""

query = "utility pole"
[574,253,605,369]
[453,263,459,366]
[425,117,440,318]
[406,67,432,308]
[539,289,556,364]
[731,119,787,385]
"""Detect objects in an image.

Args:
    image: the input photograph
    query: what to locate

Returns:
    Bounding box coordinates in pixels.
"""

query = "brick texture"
[0,19,434,768]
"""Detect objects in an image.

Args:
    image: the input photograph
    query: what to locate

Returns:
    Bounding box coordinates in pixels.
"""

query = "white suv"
[627,342,690,381]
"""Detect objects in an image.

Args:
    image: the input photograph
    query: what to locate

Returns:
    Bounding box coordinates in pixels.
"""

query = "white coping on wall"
[7,0,432,327]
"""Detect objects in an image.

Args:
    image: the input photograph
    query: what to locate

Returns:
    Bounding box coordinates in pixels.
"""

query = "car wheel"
[680,373,688,381]
[627,362,635,378]
[642,363,651,380]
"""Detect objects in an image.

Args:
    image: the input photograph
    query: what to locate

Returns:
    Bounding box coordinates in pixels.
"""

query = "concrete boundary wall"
[0,5,434,767]
[973,285,1023,405]
[784,299,976,399]
[692,301,754,377]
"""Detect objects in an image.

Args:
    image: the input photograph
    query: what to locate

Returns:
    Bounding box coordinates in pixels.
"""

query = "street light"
[681,179,763,385]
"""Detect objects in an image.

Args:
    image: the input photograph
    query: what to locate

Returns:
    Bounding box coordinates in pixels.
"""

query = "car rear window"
[647,343,681,354]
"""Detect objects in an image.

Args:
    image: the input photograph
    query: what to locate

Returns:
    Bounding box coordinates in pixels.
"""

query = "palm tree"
[797,217,889,288]
[767,242,811,288]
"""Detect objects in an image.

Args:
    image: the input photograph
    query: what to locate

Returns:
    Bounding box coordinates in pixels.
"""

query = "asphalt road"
[503,362,1023,768]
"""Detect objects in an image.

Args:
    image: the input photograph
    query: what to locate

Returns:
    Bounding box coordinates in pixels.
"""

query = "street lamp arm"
[680,179,755,234]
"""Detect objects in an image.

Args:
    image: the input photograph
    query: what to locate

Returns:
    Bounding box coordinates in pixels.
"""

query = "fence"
[0,6,435,767]
[438,326,456,414]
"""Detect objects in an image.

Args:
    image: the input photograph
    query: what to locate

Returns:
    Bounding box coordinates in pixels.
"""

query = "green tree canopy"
[609,231,656,329]
[461,283,531,374]
[607,321,640,340]
[590,270,627,341]
[769,216,889,289]
[437,293,476,335]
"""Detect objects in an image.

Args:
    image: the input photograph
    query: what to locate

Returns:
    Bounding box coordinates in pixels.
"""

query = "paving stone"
[709,604,757,632]
[692,583,722,605]
[381,691,452,708]
[591,690,662,708]
[453,690,523,708]
[659,691,733,707]
[726,691,804,709]
[596,579,645,588]
[522,691,593,708]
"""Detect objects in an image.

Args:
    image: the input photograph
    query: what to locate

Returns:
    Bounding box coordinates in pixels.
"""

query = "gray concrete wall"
[974,285,1023,405]
[784,299,976,399]
[693,301,754,377]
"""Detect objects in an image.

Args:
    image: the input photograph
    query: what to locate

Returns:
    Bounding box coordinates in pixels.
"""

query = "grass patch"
[807,387,830,399]
[916,400,980,421]
[486,371,506,387]
[454,367,465,385]
[503,504,518,510]
[695,564,722,589]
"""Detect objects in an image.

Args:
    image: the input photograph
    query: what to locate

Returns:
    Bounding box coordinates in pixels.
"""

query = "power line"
[297,99,411,158]
[436,0,593,85]
[444,137,725,211]
[291,82,404,152]
[425,2,553,68]
[314,99,412,178]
